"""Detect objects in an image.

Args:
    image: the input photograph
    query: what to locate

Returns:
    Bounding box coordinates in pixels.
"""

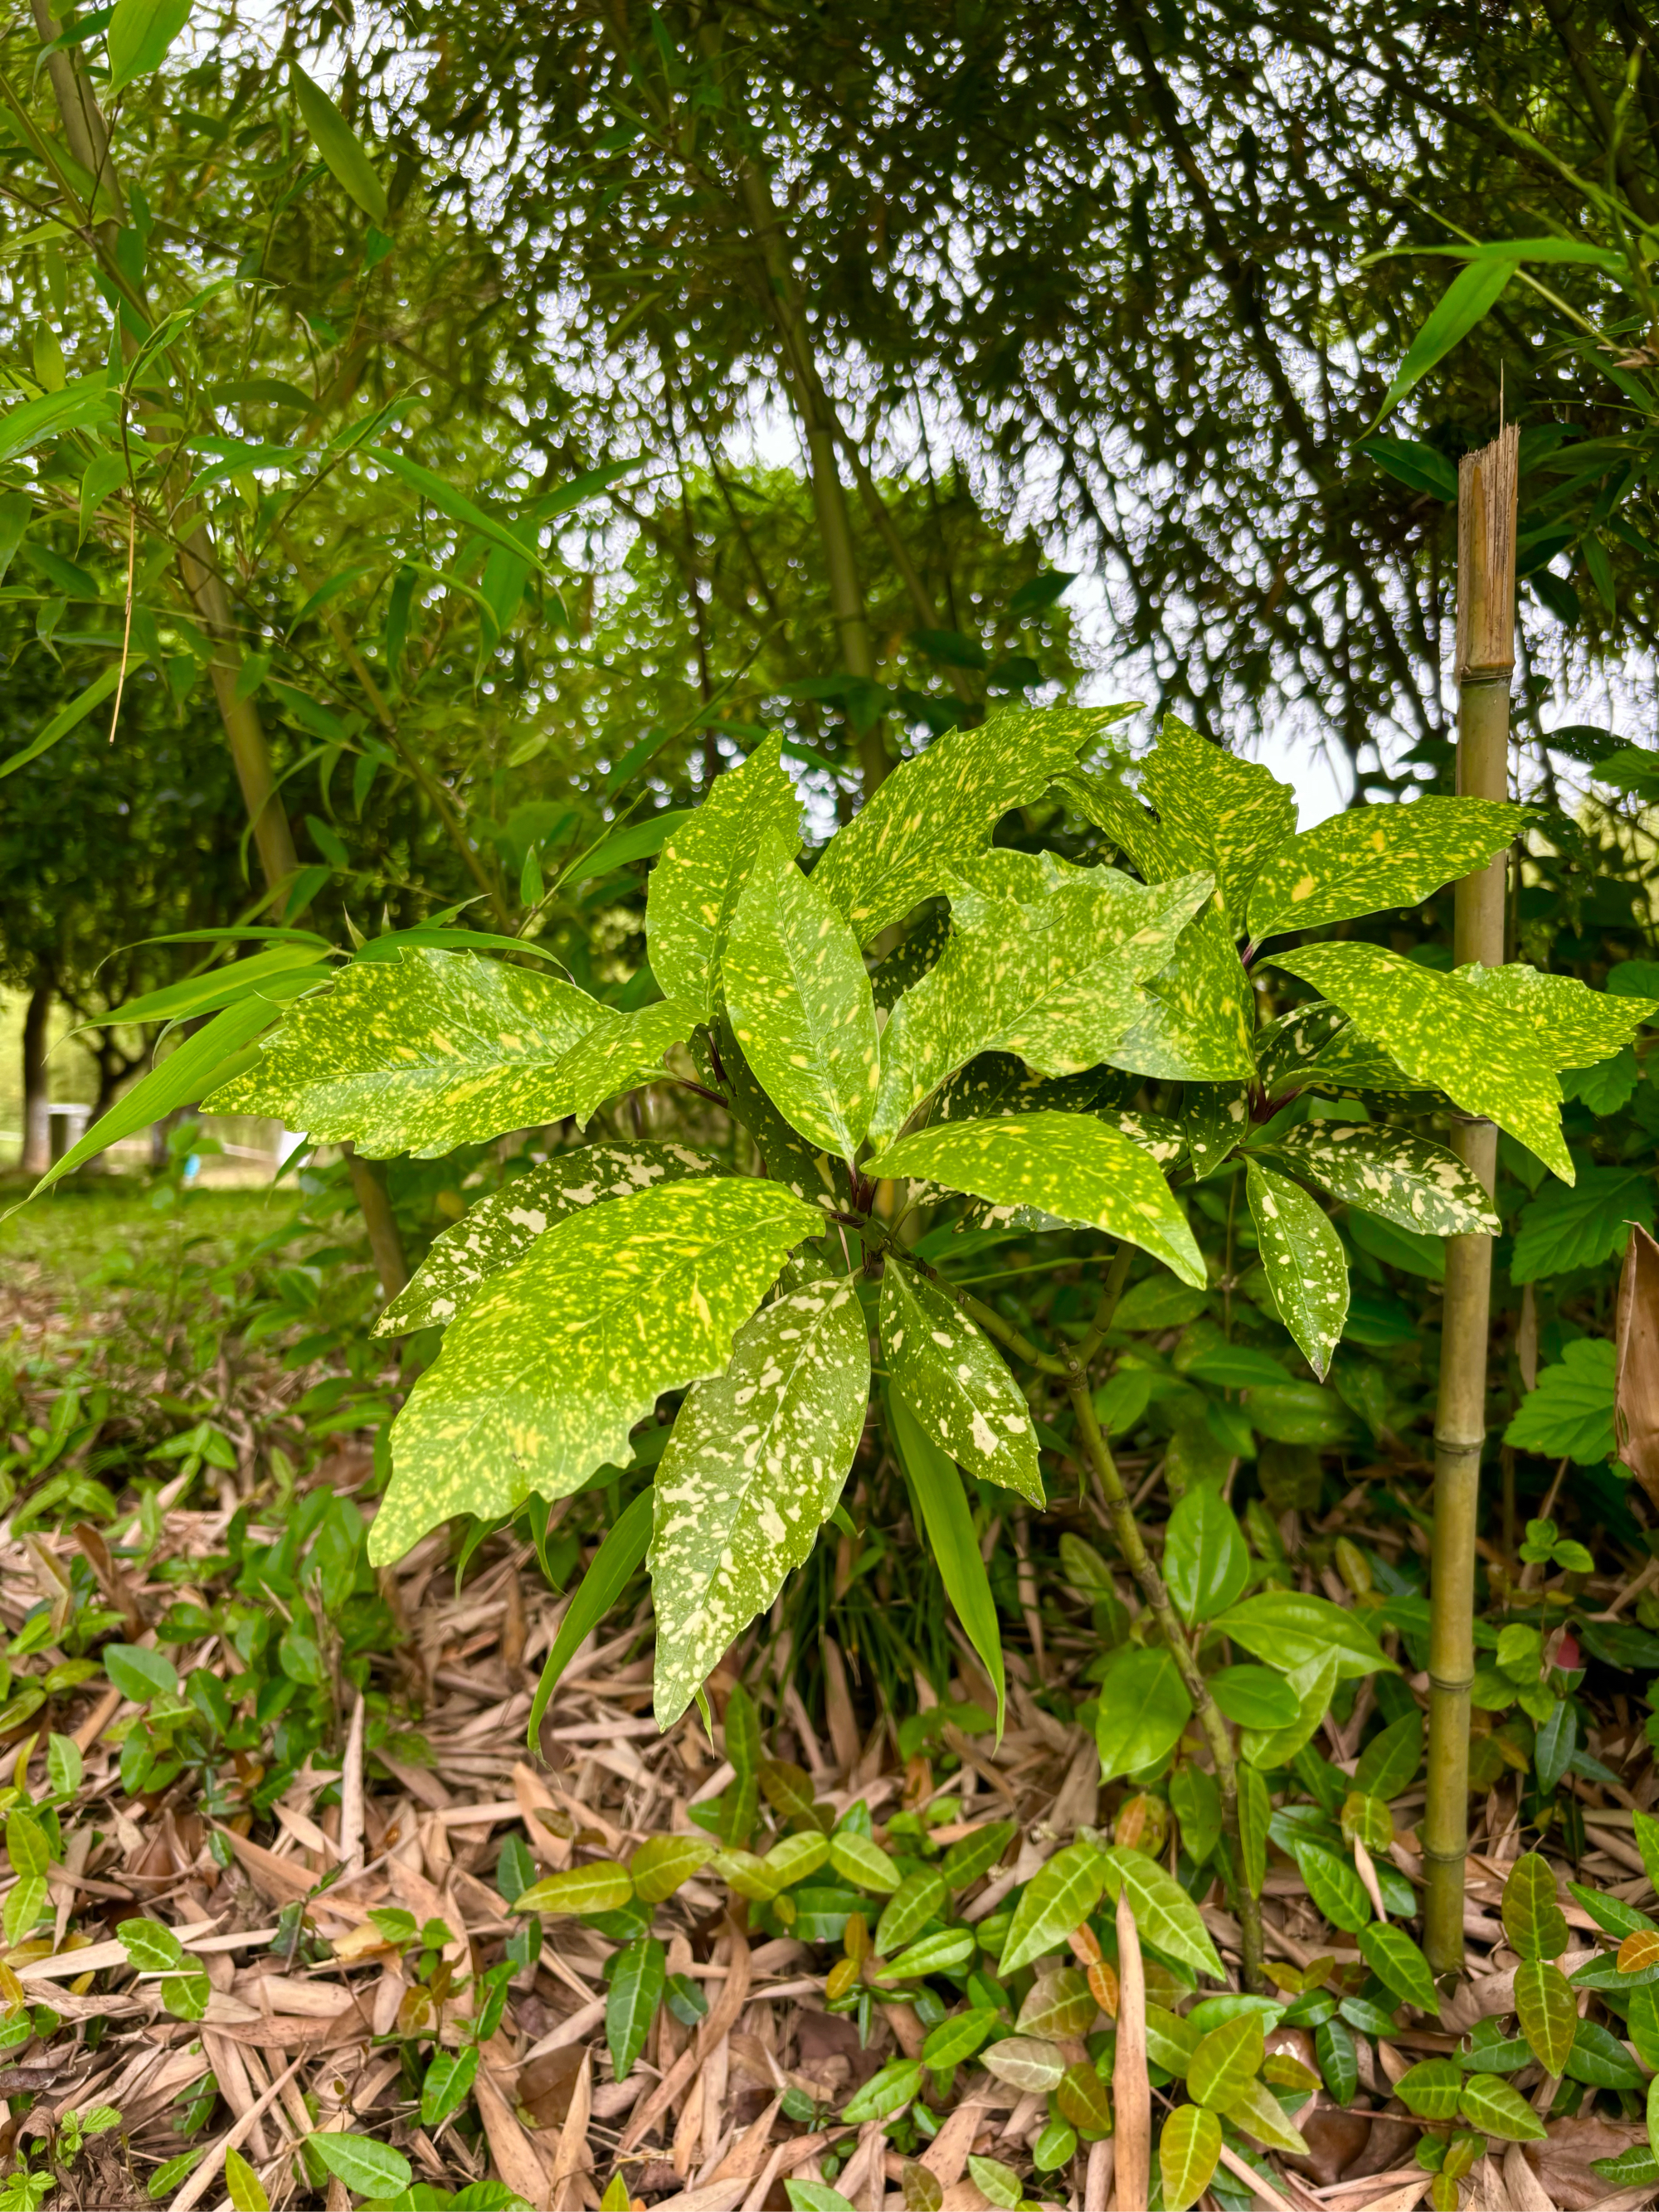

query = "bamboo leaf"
[724,830,880,1159]
[371,1179,820,1563]
[1245,1159,1350,1379]
[1246,797,1520,943]
[650,1278,868,1727]
[1000,1842,1107,1975]
[1377,258,1518,419]
[0,377,114,469]
[645,734,804,1015]
[888,1393,1005,1734]
[1514,1958,1578,2073]
[0,660,122,780]
[1267,1125,1499,1238]
[1501,1855,1571,1963]
[1093,1646,1193,1782]
[290,65,390,225]
[881,1263,1041,1505]
[606,1936,665,2079]
[1100,1845,1224,1980]
[528,1487,654,1748]
[866,1111,1205,1289]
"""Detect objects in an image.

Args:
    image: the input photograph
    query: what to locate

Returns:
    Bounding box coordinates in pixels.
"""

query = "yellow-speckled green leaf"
[377,1143,715,1334]
[1268,943,1571,1184]
[367,1179,821,1564]
[881,1262,1041,1505]
[1244,1160,1348,1378]
[1138,717,1297,932]
[646,734,803,1016]
[1105,901,1256,1082]
[814,704,1131,943]
[1267,1125,1498,1237]
[1183,1084,1250,1179]
[649,1278,869,1727]
[1246,796,1521,944]
[869,864,1210,1148]
[1452,962,1658,1069]
[209,949,689,1158]
[1159,2104,1222,2212]
[724,831,879,1160]
[865,1111,1204,1286]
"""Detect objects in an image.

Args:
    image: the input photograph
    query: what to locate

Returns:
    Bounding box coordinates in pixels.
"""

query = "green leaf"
[1206,1665,1299,1729]
[881,1265,1040,1505]
[223,2145,269,2212]
[2,1875,46,1947]
[1241,1650,1340,1771]
[629,1836,712,1905]
[420,2045,479,2130]
[1268,1125,1499,1238]
[379,1143,716,1335]
[107,0,192,86]
[211,950,689,1159]
[1211,1591,1393,1679]
[1218,2075,1308,2155]
[981,2034,1068,2092]
[1246,798,1520,944]
[1504,1340,1616,1466]
[888,1393,1005,1735]
[840,2057,922,2123]
[1457,962,1656,1070]
[1164,1487,1248,1625]
[306,2134,414,2199]
[827,1833,902,1894]
[1093,1646,1193,1782]
[1566,2019,1646,2089]
[869,862,1211,1146]
[650,1278,868,1726]
[1396,2057,1464,2120]
[1170,1764,1223,1864]
[6,1811,46,1884]
[606,1936,665,2080]
[290,66,390,225]
[877,1870,949,1955]
[119,1918,184,1972]
[866,1111,1204,1288]
[1000,1841,1107,1975]
[1106,901,1257,1082]
[1316,2016,1359,2105]
[78,947,334,1030]
[1511,1169,1654,1284]
[644,737,803,1015]
[1377,257,1517,419]
[0,378,114,471]
[1158,2104,1222,2212]
[1286,1837,1373,1933]
[814,704,1121,942]
[515,1861,635,1916]
[46,1734,81,1801]
[104,1644,180,1703]
[966,2158,1022,2210]
[1238,1764,1270,1897]
[940,1821,1017,1891]
[369,1179,820,1563]
[1267,943,1571,1183]
[1244,1159,1349,1379]
[1457,2074,1548,2141]
[1358,1924,1438,2014]
[1101,1845,1224,1980]
[881,1928,975,1978]
[723,830,879,1159]
[787,2184,859,2212]
[1354,1713,1423,1800]
[1188,2013,1264,2110]
[527,1488,653,1750]
[1514,1958,1577,2074]
[1501,1855,1570,1964]
[1358,436,1459,501]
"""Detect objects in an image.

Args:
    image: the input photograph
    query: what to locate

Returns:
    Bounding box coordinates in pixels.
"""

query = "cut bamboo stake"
[1112,1887,1150,2212]
[1423,424,1517,1974]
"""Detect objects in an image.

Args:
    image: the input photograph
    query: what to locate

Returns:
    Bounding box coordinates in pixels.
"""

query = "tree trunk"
[20,975,51,1177]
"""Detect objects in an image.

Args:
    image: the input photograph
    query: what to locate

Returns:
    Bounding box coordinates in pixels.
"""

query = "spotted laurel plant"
[209,704,1651,1981]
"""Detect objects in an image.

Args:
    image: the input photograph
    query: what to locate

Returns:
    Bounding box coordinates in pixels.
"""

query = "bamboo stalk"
[1113,1887,1151,2211]
[1423,424,1517,1973]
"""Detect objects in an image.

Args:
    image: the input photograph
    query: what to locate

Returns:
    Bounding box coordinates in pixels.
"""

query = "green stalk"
[1423,426,1517,1974]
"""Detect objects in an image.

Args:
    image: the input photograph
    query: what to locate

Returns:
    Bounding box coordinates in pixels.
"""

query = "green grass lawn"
[0,1174,295,1289]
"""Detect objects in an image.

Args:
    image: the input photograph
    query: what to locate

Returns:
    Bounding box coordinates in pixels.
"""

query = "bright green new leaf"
[920,2010,994,2070]
[1143,2003,1203,2074]
[1188,2012,1264,2110]
[1377,257,1517,418]
[1218,2074,1309,2155]
[1354,1713,1423,1799]
[379,1142,716,1334]
[1163,1486,1248,1625]
[1105,900,1257,1082]
[1511,1168,1654,1285]
[6,1811,46,1883]
[105,1644,180,1703]
[223,2145,268,2212]
[1158,2105,1222,2212]
[888,1393,1005,1735]
[1240,1650,1340,1771]
[1454,962,1656,1070]
[1211,1590,1393,1678]
[825,1831,901,1893]
[1394,2057,1463,2119]
[2,1875,46,1948]
[1269,943,1572,1183]
[420,2045,479,2130]
[1504,1340,1616,1466]
[1514,1957,1578,2074]
[119,1918,184,1971]
[607,1936,665,2080]
[787,2184,859,2212]
[1094,1646,1193,1782]
[290,66,390,226]
[813,704,1125,942]
[0,378,114,471]
[1457,2075,1548,2141]
[651,1278,868,1727]
[940,1820,1017,1890]
[1502,1854,1571,1963]
[1170,1763,1223,1864]
[515,1860,635,1915]
[866,1111,1205,1288]
[211,950,689,1158]
[881,1928,975,1978]
[1358,1924,1438,2014]
[868,863,1210,1145]
[881,1264,1040,1505]
[761,1830,829,1889]
[1206,1665,1299,1729]
[75,946,333,1030]
[1245,1159,1349,1378]
[646,734,804,1014]
[107,0,192,86]
[840,2056,922,2122]
[1100,1845,1224,1980]
[723,831,879,1159]
[371,1179,820,1563]
[305,2135,412,2198]
[999,1841,1107,1974]
[629,1836,712,1904]
[877,1870,948,1953]
[1268,1124,1499,1238]
[1245,797,1519,943]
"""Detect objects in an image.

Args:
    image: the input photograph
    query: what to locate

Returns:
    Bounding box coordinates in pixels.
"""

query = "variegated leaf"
[929,1053,1141,1125]
[1267,1124,1499,1237]
[865,1111,1205,1286]
[645,732,804,1016]
[724,830,880,1160]
[869,865,1211,1147]
[881,1262,1041,1505]
[377,1143,716,1334]
[1246,796,1521,944]
[1183,1084,1250,1179]
[813,704,1130,943]
[650,1278,869,1726]
[1245,1159,1349,1378]
[1136,716,1297,931]
[367,1179,822,1564]
[209,949,688,1158]
[1105,900,1257,1082]
[1268,943,1572,1183]
[712,1017,852,1214]
[1453,961,1658,1069]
